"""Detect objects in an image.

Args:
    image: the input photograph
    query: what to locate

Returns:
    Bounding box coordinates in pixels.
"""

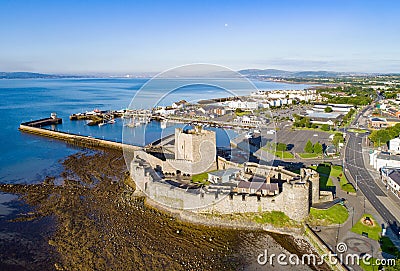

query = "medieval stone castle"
[129,127,329,221]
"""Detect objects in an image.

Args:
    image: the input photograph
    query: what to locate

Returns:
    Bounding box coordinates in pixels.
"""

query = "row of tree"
[341,108,356,126]
[317,86,375,106]
[304,140,323,154]
[368,123,400,147]
[292,114,333,130]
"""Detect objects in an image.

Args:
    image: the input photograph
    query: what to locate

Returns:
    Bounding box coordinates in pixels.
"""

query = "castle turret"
[301,168,320,205]
[282,181,310,221]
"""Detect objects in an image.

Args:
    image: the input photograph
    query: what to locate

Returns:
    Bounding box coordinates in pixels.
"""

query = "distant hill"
[0,72,83,79]
[239,69,345,78]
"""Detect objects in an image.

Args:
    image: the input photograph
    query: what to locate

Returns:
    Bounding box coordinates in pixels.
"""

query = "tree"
[324,106,333,113]
[313,142,323,154]
[276,143,287,152]
[304,140,313,153]
[321,124,330,131]
[332,132,344,148]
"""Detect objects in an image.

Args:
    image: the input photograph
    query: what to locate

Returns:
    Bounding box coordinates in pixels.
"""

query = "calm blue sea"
[0,78,311,186]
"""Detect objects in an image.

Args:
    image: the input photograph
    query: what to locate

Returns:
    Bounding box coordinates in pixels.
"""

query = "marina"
[19,116,140,152]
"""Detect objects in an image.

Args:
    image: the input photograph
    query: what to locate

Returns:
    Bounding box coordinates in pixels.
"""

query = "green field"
[359,257,378,271]
[191,171,213,185]
[235,111,251,116]
[380,236,400,256]
[351,214,381,241]
[310,164,355,192]
[309,164,334,189]
[348,128,368,134]
[253,211,296,227]
[298,153,322,159]
[308,205,349,226]
[330,165,356,193]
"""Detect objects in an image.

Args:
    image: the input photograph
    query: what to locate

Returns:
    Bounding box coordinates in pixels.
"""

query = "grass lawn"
[253,211,297,227]
[309,164,334,189]
[380,236,400,256]
[191,171,214,185]
[348,128,368,134]
[263,148,294,159]
[359,257,378,271]
[331,165,356,193]
[298,153,322,159]
[308,205,349,226]
[235,111,251,116]
[351,214,381,241]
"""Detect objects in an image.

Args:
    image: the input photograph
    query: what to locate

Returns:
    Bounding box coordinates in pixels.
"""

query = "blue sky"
[1,0,400,73]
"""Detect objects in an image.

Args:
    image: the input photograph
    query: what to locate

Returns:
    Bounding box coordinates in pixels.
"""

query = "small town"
[13,74,400,270]
[2,1,400,270]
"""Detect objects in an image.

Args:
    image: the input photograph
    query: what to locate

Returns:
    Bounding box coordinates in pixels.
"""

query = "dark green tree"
[321,124,330,131]
[304,140,313,153]
[276,143,287,151]
[313,142,323,154]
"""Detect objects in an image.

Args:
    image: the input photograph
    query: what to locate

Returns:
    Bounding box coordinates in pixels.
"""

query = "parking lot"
[263,121,332,153]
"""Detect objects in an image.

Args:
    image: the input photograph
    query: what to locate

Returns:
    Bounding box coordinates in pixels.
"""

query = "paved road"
[345,132,400,235]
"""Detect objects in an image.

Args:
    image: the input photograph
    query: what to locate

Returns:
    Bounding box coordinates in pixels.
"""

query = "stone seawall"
[19,124,140,152]
[142,194,304,236]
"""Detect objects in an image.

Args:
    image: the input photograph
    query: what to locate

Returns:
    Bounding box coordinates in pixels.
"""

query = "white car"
[313,134,318,137]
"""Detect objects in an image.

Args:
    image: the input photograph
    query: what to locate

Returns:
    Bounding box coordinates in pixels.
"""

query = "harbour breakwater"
[19,118,140,152]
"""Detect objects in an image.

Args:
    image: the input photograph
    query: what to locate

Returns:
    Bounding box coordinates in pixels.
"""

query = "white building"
[369,150,400,170]
[225,100,258,110]
[172,100,187,109]
[313,103,354,113]
[154,107,176,116]
[251,89,319,102]
[381,168,400,198]
[389,138,400,154]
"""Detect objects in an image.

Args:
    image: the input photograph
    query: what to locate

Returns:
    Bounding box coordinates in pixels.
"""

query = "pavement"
[344,133,398,230]
[343,131,400,259]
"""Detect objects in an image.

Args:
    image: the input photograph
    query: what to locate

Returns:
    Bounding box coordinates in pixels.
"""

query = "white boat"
[107,119,115,124]
[98,122,106,127]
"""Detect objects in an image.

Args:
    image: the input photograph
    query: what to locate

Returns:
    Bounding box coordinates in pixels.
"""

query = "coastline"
[0,149,334,270]
[139,192,346,271]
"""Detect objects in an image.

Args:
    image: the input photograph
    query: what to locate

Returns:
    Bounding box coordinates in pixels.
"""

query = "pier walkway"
[19,120,141,152]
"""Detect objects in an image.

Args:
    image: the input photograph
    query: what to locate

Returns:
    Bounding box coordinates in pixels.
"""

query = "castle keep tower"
[174,127,216,163]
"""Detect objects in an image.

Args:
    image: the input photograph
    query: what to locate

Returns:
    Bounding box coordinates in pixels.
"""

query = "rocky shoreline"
[0,150,330,270]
